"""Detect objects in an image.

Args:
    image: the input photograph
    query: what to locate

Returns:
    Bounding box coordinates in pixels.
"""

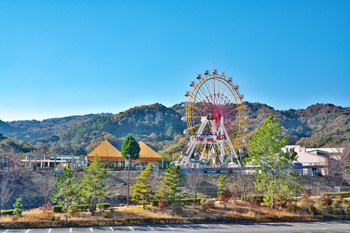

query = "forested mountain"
[0,102,349,155]
[0,113,113,141]
[32,103,183,155]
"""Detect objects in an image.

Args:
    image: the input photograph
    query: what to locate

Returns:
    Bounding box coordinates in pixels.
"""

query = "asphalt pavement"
[2,221,350,233]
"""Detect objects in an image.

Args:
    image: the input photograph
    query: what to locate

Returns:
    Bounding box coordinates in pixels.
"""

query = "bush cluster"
[52,206,64,213]
[322,197,332,206]
[96,203,111,210]
[200,199,215,212]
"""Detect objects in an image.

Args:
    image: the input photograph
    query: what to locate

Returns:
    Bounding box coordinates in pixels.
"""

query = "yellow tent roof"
[87,140,123,160]
[137,141,163,161]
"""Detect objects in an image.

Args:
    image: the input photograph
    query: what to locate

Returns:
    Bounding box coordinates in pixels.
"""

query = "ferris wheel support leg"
[223,124,241,166]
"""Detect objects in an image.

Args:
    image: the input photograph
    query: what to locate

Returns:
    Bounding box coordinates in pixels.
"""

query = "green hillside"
[32,103,183,155]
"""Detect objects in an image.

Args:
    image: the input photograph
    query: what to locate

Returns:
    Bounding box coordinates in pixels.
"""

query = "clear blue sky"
[0,0,349,121]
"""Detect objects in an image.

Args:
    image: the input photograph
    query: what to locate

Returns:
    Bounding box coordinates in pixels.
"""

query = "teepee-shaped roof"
[87,140,123,161]
[137,141,163,161]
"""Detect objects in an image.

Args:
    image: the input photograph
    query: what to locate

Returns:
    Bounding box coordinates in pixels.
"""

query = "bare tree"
[185,171,203,204]
[0,177,14,217]
[338,146,350,185]
[234,174,255,201]
[0,167,29,216]
[32,172,56,204]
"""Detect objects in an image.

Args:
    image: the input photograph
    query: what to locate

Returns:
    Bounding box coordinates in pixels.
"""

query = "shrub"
[159,199,166,209]
[340,209,346,215]
[1,209,14,216]
[342,199,348,205]
[332,202,339,208]
[40,202,53,213]
[200,199,215,212]
[333,208,340,215]
[253,195,264,206]
[49,215,56,221]
[69,206,78,217]
[275,193,287,208]
[326,206,333,214]
[287,204,297,213]
[308,205,320,215]
[96,203,111,210]
[299,196,314,208]
[337,195,344,202]
[316,172,323,176]
[150,199,159,206]
[346,205,350,215]
[322,197,332,206]
[334,199,341,205]
[205,199,215,209]
[52,206,64,213]
[72,204,90,211]
[173,205,183,216]
[103,210,112,218]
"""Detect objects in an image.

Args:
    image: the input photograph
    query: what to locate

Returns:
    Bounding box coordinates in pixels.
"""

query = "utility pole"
[127,154,131,207]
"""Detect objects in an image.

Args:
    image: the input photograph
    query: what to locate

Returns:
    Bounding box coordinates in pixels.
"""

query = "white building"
[283,145,348,176]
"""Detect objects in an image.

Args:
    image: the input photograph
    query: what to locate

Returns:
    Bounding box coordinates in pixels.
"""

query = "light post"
[126,154,131,207]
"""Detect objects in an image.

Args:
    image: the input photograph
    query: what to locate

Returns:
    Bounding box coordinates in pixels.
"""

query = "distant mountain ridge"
[0,102,349,155]
[0,113,114,141]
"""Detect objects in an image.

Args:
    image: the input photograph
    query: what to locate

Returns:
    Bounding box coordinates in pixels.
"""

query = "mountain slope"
[0,113,114,141]
[33,103,183,154]
[2,102,349,155]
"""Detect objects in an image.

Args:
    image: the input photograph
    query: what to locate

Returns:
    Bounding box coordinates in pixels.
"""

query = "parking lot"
[2,221,350,233]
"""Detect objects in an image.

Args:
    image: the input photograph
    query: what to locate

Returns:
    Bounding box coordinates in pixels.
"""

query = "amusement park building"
[87,140,164,169]
[283,145,348,176]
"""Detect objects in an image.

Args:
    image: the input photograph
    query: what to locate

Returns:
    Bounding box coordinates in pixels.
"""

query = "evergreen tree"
[121,134,141,160]
[50,162,82,221]
[217,175,229,209]
[157,164,183,207]
[121,134,141,207]
[81,154,109,215]
[131,163,154,209]
[247,115,299,209]
[13,198,23,217]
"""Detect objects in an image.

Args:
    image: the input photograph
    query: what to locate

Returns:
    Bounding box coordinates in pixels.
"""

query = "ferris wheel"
[179,69,247,167]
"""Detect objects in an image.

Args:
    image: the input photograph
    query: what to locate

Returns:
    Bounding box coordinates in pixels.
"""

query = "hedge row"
[96,203,111,210]
[53,203,110,213]
[150,198,202,206]
[1,209,14,216]
[321,192,350,198]
[0,215,340,229]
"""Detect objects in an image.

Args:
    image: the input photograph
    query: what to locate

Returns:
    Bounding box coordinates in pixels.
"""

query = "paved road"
[2,221,350,233]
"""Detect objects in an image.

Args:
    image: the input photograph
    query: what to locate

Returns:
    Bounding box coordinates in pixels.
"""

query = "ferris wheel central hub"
[178,69,247,168]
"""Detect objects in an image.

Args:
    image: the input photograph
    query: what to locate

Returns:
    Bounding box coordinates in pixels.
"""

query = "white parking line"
[165,225,174,230]
[4,230,9,233]
[201,224,211,229]
[128,227,135,232]
[147,226,154,231]
[109,227,114,231]
[90,228,93,232]
[26,230,31,233]
[48,228,52,233]
[70,228,72,233]
[183,225,193,230]
[220,224,231,228]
